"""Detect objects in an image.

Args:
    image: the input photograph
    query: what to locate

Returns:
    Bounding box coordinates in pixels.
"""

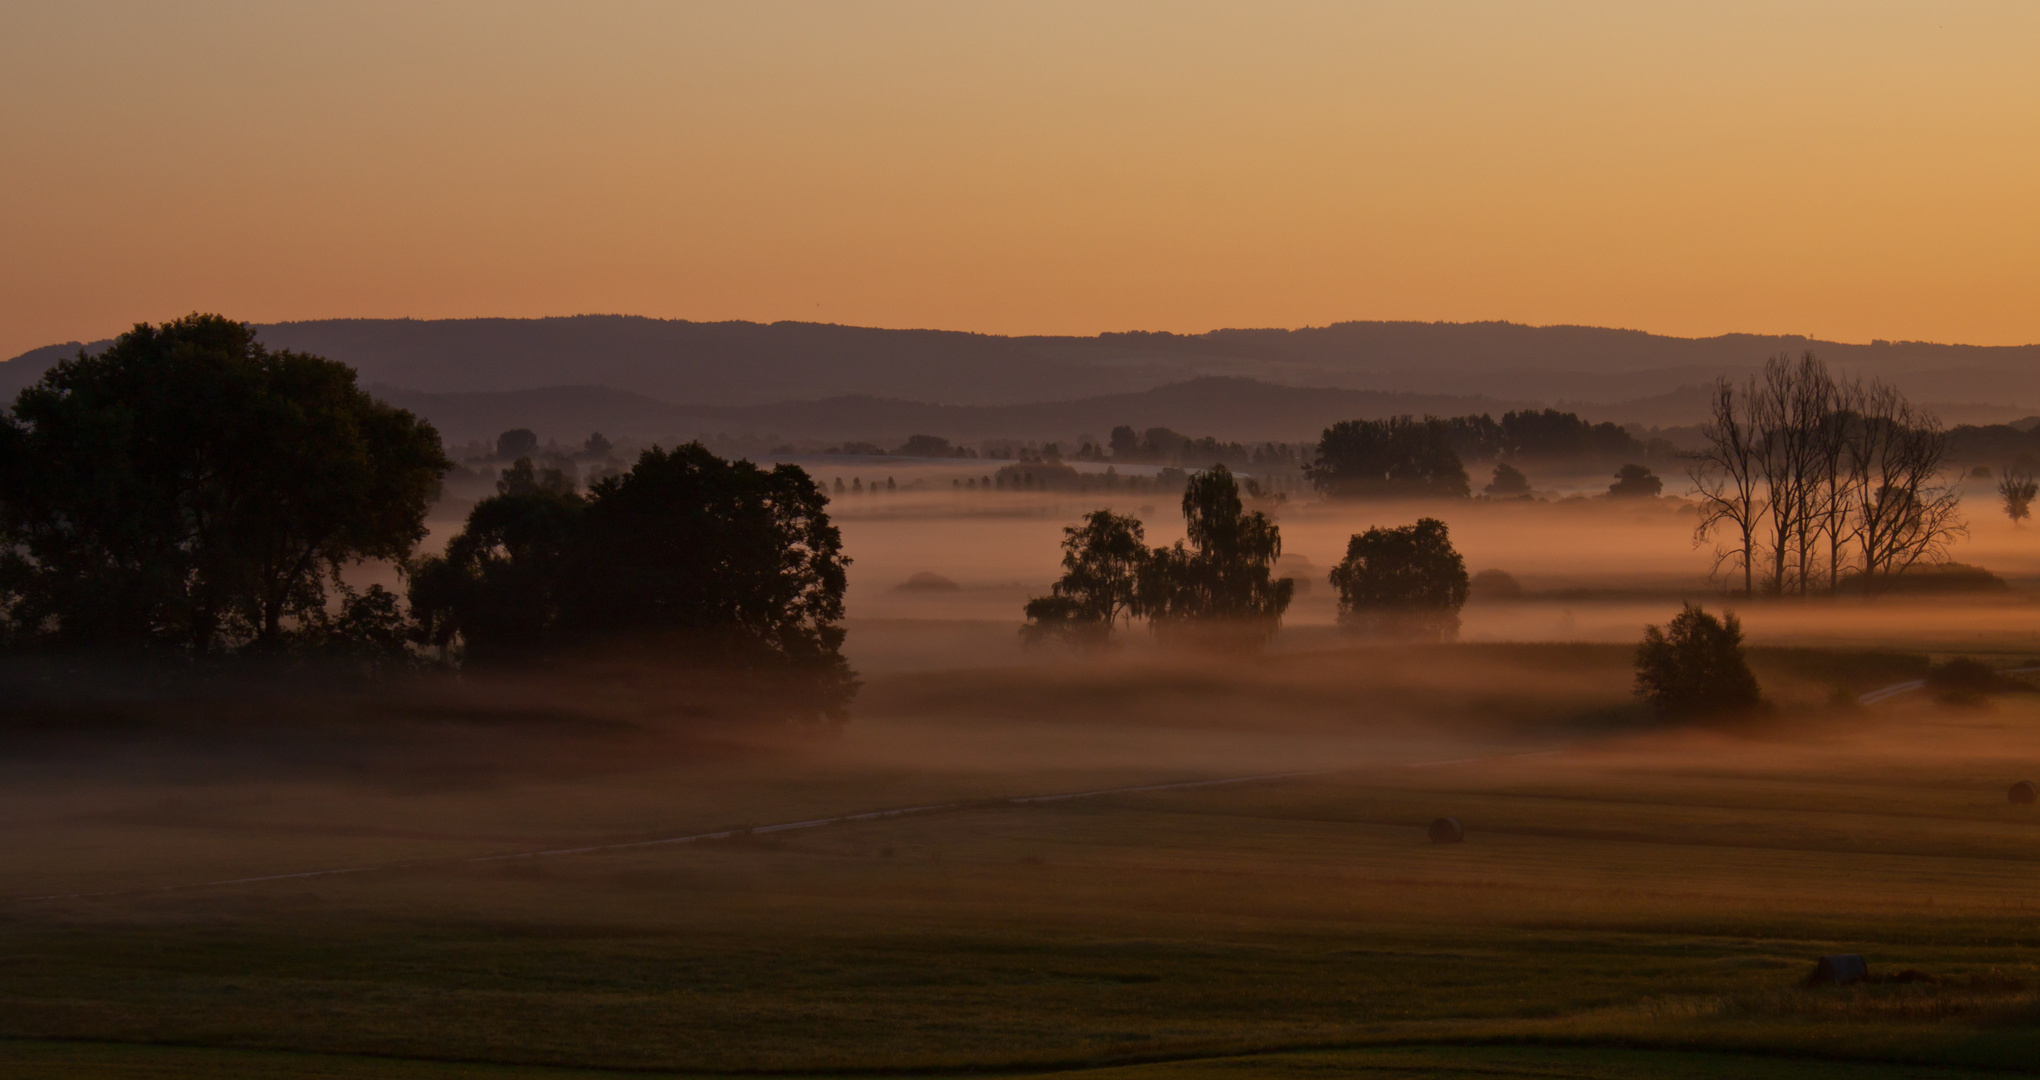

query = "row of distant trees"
[1022,466,1474,646]
[820,410,1647,481]
[1691,353,1964,595]
[1305,411,1659,501]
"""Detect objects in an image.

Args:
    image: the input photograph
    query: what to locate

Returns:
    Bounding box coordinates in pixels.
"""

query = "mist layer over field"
[807,464,2040,673]
[9,466,2040,1076]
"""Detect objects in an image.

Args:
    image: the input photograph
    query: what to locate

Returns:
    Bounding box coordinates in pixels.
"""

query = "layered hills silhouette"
[368,377,1529,447]
[7,316,2037,444]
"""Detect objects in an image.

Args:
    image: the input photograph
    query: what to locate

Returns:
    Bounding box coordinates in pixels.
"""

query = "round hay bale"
[1809,954,1869,986]
[1427,817,1465,844]
[2010,780,2037,805]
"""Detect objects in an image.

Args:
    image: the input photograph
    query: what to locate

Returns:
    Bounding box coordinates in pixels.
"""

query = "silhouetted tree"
[1109,425,1141,460]
[2001,469,2037,525]
[1139,465,1294,642]
[1607,464,1663,498]
[497,457,576,497]
[1328,518,1469,641]
[1308,416,1471,499]
[0,314,448,656]
[582,432,613,458]
[1497,409,1642,460]
[409,485,584,660]
[496,428,539,460]
[1847,381,1964,586]
[898,434,954,457]
[1467,568,1524,601]
[1693,377,1765,594]
[1696,355,1964,596]
[1485,462,1531,497]
[1021,510,1148,647]
[1633,604,1763,717]
[1447,414,1506,463]
[412,443,854,720]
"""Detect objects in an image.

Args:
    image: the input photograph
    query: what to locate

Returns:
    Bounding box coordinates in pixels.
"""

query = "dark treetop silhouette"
[1633,604,1764,718]
[412,442,855,720]
[1328,517,1471,642]
[0,314,447,657]
[1024,465,1293,648]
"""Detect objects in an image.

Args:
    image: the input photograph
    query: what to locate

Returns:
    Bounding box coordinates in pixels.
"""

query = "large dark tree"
[1307,416,1471,499]
[1140,465,1293,641]
[409,487,585,661]
[0,314,448,656]
[1328,517,1470,641]
[413,443,855,719]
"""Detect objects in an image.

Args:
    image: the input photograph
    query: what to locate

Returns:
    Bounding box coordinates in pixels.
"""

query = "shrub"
[1607,463,1663,498]
[1927,656,1998,704]
[1329,518,1470,641]
[1467,568,1524,602]
[1634,604,1763,717]
[1484,462,1531,498]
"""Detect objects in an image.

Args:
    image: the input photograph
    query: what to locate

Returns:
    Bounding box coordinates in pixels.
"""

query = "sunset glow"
[4,1,2038,357]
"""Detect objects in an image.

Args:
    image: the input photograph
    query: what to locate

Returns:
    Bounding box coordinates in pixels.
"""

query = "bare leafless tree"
[1692,377,1763,595]
[1809,373,1859,591]
[1696,354,1962,596]
[2000,469,2038,525]
[1751,354,1832,595]
[1846,383,1965,585]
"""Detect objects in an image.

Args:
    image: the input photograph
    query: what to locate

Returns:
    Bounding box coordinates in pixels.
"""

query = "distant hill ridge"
[8,316,2040,439]
[367,376,1534,447]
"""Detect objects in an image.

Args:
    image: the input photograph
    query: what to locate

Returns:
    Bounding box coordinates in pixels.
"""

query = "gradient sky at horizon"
[4,1,2038,359]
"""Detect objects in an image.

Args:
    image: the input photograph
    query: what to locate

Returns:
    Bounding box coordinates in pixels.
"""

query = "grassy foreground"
[3,645,2039,1078]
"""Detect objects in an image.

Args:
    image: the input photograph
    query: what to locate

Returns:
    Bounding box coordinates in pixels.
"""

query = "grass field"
[4,641,2040,1078]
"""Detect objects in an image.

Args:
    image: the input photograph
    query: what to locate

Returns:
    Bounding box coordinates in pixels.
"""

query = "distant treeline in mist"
[1306,409,1663,500]
[0,316,855,720]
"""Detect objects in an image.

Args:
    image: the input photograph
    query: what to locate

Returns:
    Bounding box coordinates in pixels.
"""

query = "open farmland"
[5,639,2040,1079]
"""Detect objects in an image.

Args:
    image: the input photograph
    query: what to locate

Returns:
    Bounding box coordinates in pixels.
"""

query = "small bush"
[1634,604,1764,718]
[1467,569,1524,602]
[1927,656,1999,704]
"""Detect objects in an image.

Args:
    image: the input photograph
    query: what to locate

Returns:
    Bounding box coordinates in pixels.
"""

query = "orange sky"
[3,2,2037,359]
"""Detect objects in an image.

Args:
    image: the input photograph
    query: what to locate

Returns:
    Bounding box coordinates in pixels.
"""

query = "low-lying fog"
[690,462,2040,674]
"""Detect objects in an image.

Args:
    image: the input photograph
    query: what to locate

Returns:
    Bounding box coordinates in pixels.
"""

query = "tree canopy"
[1607,463,1663,498]
[1307,416,1470,499]
[0,314,448,657]
[1328,517,1470,641]
[412,443,855,720]
[1633,604,1763,717]
[1484,462,1531,498]
[1139,466,1294,641]
[1021,466,1293,647]
[1020,510,1147,647]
